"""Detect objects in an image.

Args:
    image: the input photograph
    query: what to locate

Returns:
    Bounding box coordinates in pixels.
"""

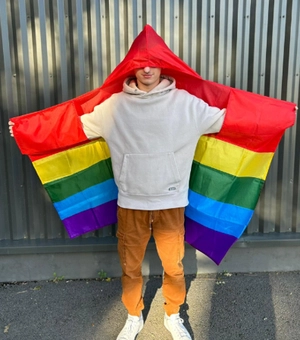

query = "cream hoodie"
[80,77,225,210]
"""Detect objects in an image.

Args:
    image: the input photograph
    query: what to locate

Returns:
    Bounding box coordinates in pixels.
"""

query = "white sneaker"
[164,313,192,340]
[116,313,144,340]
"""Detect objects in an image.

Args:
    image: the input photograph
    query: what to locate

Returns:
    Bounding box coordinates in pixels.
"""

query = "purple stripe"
[184,217,237,265]
[63,200,118,238]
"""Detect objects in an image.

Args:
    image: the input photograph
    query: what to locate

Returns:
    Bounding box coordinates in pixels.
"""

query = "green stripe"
[44,158,114,203]
[190,161,265,210]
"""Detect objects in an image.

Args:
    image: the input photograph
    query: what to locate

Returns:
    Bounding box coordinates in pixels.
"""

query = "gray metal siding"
[0,0,299,244]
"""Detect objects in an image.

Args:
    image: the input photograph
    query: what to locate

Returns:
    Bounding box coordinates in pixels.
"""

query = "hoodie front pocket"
[119,152,181,196]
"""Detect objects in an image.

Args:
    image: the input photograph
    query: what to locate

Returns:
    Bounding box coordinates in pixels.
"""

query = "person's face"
[134,67,161,92]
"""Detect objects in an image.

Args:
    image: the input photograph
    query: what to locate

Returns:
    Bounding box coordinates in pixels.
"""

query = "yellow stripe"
[194,135,274,180]
[33,139,111,184]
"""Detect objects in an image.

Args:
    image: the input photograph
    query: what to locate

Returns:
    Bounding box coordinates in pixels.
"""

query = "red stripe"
[11,101,89,156]
[185,80,295,152]
[216,89,295,152]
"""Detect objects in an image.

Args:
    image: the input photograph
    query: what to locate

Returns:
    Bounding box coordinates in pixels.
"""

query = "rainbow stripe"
[184,135,274,264]
[30,130,276,265]
[32,139,118,238]
[29,131,278,263]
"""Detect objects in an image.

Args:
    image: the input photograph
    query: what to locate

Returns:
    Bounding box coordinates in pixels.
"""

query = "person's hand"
[8,121,15,137]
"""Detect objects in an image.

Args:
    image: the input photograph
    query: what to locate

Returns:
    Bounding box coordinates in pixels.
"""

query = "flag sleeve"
[10,100,89,156]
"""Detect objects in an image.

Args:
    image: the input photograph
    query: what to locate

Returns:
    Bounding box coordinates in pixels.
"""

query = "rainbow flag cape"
[11,25,296,264]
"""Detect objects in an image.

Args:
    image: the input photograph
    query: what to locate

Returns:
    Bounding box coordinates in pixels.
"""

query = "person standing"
[79,66,226,339]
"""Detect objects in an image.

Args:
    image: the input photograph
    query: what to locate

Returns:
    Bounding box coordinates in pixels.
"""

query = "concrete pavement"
[1,271,300,340]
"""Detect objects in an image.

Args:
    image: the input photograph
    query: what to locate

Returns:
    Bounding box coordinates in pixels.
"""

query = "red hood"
[78,24,230,113]
[102,24,201,90]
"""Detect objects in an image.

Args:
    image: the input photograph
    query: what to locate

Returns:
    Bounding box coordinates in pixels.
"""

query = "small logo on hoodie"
[168,187,177,191]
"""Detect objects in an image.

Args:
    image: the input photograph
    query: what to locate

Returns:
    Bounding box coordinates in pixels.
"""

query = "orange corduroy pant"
[116,206,186,317]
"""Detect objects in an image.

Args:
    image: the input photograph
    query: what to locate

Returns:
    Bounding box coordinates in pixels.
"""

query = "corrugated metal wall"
[0,0,299,245]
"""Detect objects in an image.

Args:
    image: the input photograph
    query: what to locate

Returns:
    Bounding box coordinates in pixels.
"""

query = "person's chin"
[141,80,154,86]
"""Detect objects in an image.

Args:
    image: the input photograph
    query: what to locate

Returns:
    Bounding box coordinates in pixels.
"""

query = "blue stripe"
[185,190,254,238]
[54,179,118,219]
